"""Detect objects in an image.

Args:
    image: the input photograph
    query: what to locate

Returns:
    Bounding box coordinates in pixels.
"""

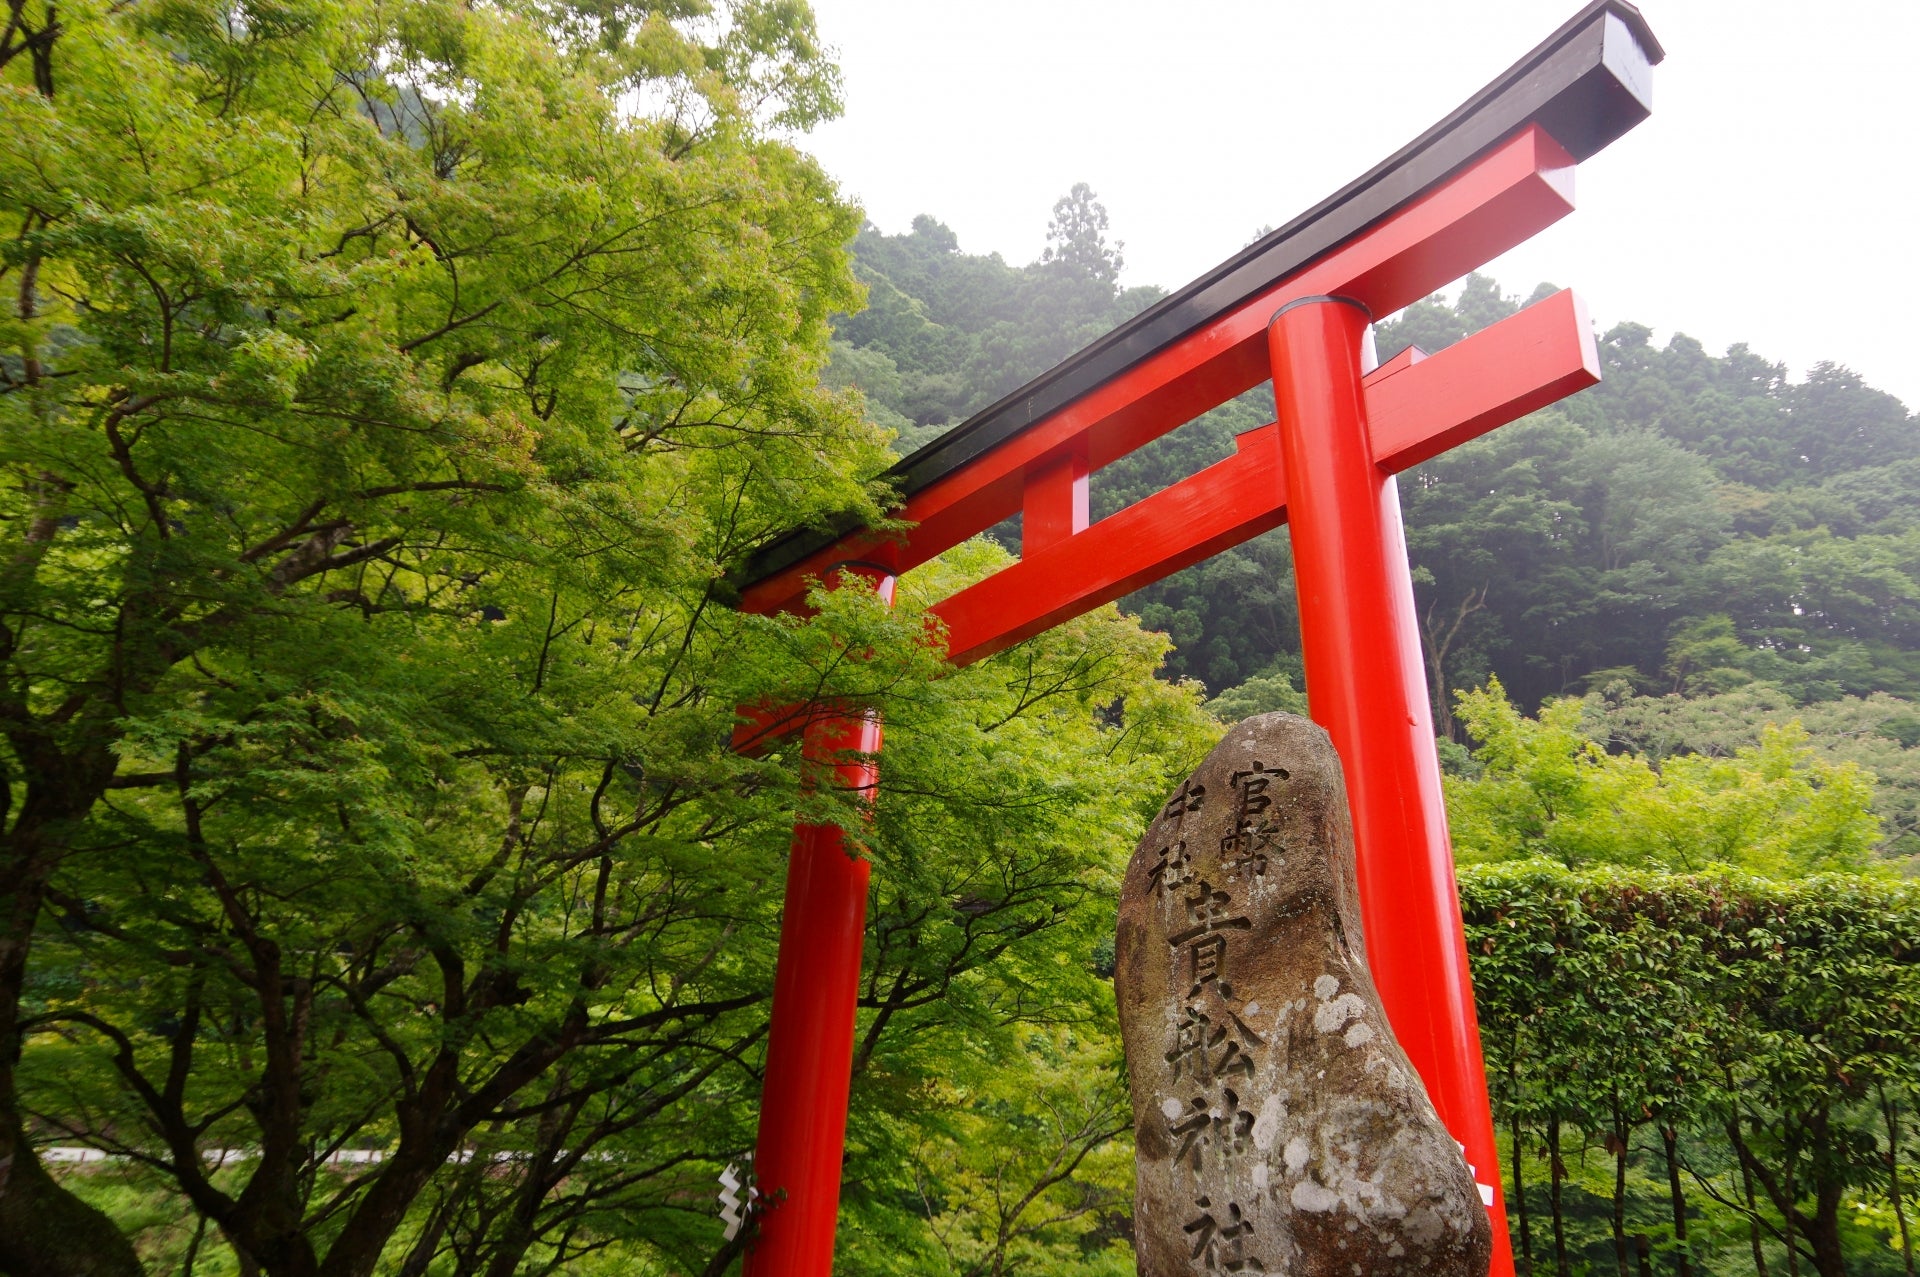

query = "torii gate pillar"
[747,567,894,1277]
[1270,296,1508,1265]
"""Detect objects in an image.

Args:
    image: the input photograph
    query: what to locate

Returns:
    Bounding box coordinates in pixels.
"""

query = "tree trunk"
[182,1214,210,1277]
[1610,1100,1630,1277]
[318,1126,464,1277]
[1885,1086,1915,1277]
[1548,1113,1570,1277]
[1662,1125,1692,1277]
[1728,1110,1770,1277]
[0,779,145,1277]
[0,1103,145,1277]
[1731,1106,1844,1277]
[1420,583,1489,742]
[318,1010,586,1277]
[396,1179,467,1277]
[1512,1110,1535,1277]
[1634,1233,1654,1277]
[1782,1130,1801,1277]
[0,219,146,1277]
[1804,1177,1847,1277]
[480,1105,579,1277]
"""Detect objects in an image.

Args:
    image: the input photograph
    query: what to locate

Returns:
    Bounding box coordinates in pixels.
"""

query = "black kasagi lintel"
[740,1,1663,591]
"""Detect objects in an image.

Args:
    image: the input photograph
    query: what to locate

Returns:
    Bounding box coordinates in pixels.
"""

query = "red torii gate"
[732,5,1663,1274]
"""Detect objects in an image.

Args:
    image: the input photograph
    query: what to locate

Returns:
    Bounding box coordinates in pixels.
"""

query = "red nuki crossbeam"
[737,19,1650,1261]
[933,287,1598,665]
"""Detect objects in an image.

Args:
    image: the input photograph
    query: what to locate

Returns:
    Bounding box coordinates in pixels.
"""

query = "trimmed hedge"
[1461,864,1920,1277]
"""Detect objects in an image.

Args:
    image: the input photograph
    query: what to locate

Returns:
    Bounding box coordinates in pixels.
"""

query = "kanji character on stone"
[1163,781,1207,820]
[1229,760,1289,815]
[1146,839,1194,898]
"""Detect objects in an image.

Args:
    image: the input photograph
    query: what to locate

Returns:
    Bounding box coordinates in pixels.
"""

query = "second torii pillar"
[1268,296,1510,1272]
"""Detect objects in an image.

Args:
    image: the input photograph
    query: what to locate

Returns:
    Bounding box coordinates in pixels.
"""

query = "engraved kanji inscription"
[1119,715,1493,1276]
[1165,1003,1264,1085]
[1168,881,1251,996]
[1213,1086,1255,1162]
[1163,781,1208,820]
[1229,761,1289,816]
[1147,839,1196,898]
[1167,1089,1257,1176]
[1218,817,1277,875]
[1168,1095,1210,1171]
[1184,1196,1266,1274]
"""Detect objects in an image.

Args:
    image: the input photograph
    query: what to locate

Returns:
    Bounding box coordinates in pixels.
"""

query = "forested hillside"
[832,204,1920,866]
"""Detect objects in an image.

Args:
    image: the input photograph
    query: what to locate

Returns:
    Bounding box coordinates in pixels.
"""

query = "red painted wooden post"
[744,567,894,1277]
[1267,297,1513,1274]
[1021,440,1090,555]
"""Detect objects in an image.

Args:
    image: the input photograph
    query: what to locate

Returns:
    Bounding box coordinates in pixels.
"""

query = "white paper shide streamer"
[718,1157,759,1241]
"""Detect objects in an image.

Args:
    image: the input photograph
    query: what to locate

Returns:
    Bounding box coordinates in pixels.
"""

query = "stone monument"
[1115,713,1492,1276]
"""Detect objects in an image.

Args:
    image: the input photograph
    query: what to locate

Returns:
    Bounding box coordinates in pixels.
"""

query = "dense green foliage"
[1461,862,1920,1277]
[1447,680,1881,878]
[0,2,1215,1274]
[1447,687,1916,1277]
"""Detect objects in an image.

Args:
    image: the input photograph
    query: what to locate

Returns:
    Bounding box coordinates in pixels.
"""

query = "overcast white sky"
[798,0,1919,411]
